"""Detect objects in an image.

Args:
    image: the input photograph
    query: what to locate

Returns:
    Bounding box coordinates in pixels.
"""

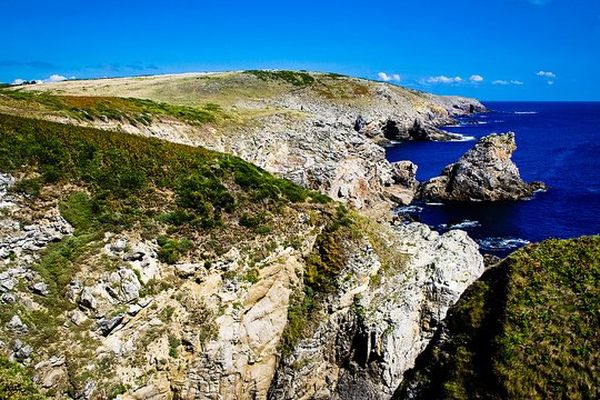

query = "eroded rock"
[419,132,545,202]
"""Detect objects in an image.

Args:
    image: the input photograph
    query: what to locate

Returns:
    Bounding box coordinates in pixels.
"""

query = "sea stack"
[419,132,546,202]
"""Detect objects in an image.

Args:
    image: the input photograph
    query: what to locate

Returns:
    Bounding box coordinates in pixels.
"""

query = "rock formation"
[268,223,484,400]
[419,132,546,202]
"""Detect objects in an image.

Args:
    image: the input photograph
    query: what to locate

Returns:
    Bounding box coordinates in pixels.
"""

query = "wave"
[451,220,482,229]
[438,220,482,230]
[514,111,538,115]
[425,202,444,206]
[395,205,423,214]
[450,134,476,142]
[477,237,530,251]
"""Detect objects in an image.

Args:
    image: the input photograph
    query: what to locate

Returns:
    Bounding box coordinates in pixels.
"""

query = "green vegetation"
[168,335,181,358]
[280,205,356,355]
[0,357,45,400]
[0,113,325,231]
[245,70,315,87]
[399,236,600,400]
[0,89,221,125]
[157,236,192,264]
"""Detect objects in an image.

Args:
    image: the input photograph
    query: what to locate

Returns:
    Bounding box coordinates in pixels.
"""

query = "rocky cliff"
[0,113,484,399]
[419,132,545,202]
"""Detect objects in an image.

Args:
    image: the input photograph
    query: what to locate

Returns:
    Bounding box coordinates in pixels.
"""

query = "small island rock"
[419,132,545,202]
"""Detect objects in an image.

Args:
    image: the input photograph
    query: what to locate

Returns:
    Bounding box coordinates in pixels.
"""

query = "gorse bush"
[0,113,326,231]
[244,70,315,87]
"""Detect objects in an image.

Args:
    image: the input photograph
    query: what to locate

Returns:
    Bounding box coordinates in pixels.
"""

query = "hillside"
[397,236,600,399]
[0,112,484,399]
[0,71,485,216]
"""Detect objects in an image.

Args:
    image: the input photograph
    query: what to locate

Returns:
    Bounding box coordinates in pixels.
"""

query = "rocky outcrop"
[268,223,484,400]
[419,132,546,202]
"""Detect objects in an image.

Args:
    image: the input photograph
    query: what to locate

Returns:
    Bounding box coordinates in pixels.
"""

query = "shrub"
[157,236,192,264]
[0,357,44,399]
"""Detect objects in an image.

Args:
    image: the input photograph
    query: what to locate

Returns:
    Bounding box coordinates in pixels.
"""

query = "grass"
[279,205,356,356]
[157,236,192,264]
[0,357,45,400]
[399,236,600,400]
[0,112,333,392]
[244,70,315,87]
[0,89,221,125]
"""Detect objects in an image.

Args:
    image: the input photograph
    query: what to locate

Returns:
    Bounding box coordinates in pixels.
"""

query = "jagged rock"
[419,132,546,202]
[6,315,28,334]
[34,356,67,389]
[67,279,83,303]
[175,263,199,278]
[12,339,33,361]
[123,250,145,262]
[31,281,49,296]
[1,293,16,303]
[269,223,484,400]
[0,276,16,292]
[107,269,141,303]
[79,287,98,310]
[70,310,88,326]
[97,314,125,336]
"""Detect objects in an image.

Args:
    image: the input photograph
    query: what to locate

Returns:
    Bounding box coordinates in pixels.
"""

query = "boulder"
[419,132,545,202]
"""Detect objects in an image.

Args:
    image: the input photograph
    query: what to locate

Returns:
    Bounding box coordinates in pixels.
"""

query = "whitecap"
[396,205,423,214]
[426,202,444,206]
[450,134,476,142]
[514,111,538,115]
[451,220,482,229]
[477,237,530,251]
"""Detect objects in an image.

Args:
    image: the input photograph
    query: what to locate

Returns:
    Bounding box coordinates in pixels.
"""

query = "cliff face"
[1,71,485,216]
[396,237,600,400]
[0,113,484,400]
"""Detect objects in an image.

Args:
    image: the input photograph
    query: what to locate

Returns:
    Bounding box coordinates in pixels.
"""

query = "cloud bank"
[492,80,524,86]
[378,72,401,82]
[424,75,463,84]
[537,70,556,78]
[11,74,75,85]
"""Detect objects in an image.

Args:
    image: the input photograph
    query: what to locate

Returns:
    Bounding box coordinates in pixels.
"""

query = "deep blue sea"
[386,102,600,255]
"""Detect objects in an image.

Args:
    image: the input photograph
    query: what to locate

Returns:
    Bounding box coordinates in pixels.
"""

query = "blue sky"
[1,0,599,100]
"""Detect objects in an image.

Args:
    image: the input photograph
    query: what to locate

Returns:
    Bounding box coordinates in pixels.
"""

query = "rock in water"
[419,132,545,202]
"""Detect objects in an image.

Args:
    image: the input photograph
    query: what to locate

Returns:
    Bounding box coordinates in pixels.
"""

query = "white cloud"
[469,74,484,82]
[537,70,556,78]
[47,74,68,82]
[10,74,76,86]
[378,72,401,82]
[547,80,555,85]
[492,79,524,86]
[424,75,463,84]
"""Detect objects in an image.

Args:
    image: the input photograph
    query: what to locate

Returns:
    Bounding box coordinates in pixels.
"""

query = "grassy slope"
[397,236,600,400]
[0,71,437,126]
[0,112,337,396]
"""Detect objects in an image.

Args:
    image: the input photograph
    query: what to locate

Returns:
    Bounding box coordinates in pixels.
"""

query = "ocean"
[386,102,600,255]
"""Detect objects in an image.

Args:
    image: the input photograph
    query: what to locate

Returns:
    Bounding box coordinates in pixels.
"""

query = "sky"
[1,0,599,101]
